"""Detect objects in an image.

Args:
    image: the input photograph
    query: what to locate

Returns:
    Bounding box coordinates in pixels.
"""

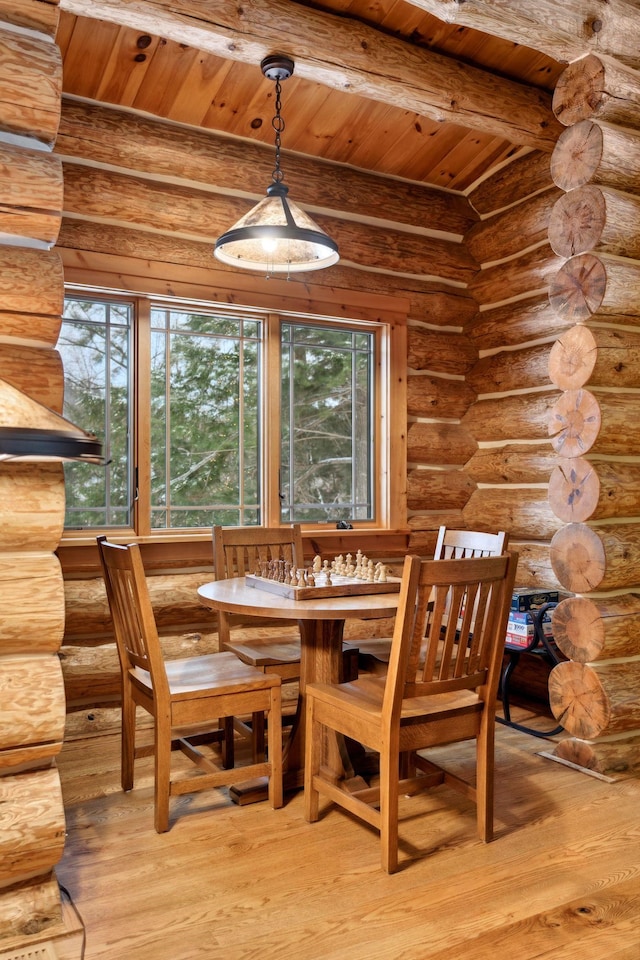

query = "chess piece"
[374,561,387,582]
[313,555,322,574]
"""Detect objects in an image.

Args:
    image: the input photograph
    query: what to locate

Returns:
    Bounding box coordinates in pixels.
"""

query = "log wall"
[458,154,565,589]
[0,0,72,947]
[543,54,640,780]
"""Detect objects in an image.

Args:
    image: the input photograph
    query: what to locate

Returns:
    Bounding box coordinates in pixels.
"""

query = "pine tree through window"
[59,294,381,533]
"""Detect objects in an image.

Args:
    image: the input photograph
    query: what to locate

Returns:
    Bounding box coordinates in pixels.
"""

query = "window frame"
[60,283,407,545]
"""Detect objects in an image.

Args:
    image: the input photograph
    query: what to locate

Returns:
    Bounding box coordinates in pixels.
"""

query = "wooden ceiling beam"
[56,99,478,237]
[57,0,563,150]
[410,0,640,70]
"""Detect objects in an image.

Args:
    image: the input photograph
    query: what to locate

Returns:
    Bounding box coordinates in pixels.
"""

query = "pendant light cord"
[271,77,285,185]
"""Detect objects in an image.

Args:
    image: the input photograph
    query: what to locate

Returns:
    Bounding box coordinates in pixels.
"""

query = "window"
[60,297,133,528]
[59,292,393,535]
[148,306,261,528]
[280,322,373,524]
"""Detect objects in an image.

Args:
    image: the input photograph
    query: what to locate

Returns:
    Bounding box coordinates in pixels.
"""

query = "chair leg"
[154,716,172,834]
[399,750,413,779]
[121,687,136,792]
[221,716,235,768]
[303,695,321,823]
[475,714,495,842]
[379,743,400,874]
[267,686,283,810]
[251,710,266,761]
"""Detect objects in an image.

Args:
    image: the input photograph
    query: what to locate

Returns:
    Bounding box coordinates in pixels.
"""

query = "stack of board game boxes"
[505,588,563,649]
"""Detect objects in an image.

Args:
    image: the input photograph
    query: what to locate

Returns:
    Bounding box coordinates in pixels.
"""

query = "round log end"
[548,456,600,523]
[550,120,603,192]
[552,54,605,126]
[548,660,609,739]
[548,186,606,260]
[548,254,606,322]
[552,736,640,779]
[548,325,597,390]
[550,522,605,592]
[547,388,601,458]
[551,595,604,662]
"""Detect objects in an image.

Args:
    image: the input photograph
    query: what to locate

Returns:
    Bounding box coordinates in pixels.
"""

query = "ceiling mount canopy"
[214,55,340,276]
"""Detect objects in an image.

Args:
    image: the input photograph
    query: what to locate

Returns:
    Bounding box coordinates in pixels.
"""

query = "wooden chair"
[97,536,283,833]
[304,550,518,873]
[350,526,509,673]
[213,524,308,755]
[213,525,360,747]
[213,524,305,681]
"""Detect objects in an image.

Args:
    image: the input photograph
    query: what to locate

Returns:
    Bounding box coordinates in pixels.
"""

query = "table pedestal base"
[229,616,352,804]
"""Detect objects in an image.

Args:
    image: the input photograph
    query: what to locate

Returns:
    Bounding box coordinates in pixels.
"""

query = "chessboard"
[245,552,401,600]
[245,571,401,601]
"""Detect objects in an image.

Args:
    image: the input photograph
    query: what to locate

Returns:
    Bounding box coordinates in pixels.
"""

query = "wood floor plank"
[55,718,640,960]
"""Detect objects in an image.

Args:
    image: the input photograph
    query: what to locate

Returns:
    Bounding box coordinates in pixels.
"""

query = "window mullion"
[263,313,282,526]
[135,297,152,536]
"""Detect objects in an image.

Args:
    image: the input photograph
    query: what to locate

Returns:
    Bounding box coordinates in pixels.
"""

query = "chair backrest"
[213,524,304,579]
[212,525,304,644]
[97,537,168,698]
[383,552,518,720]
[434,526,509,560]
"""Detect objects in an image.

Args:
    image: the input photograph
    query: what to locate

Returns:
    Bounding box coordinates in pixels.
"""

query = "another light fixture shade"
[0,377,104,464]
[214,55,339,275]
[214,183,339,273]
[0,426,103,463]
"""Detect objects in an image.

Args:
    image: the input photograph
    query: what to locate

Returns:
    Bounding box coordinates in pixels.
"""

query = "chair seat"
[343,638,391,662]
[132,651,281,696]
[224,638,302,667]
[307,676,482,728]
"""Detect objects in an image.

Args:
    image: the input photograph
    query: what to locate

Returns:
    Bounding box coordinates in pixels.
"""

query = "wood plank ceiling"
[56,1,563,197]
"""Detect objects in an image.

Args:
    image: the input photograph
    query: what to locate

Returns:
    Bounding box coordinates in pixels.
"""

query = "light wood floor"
[56,710,640,960]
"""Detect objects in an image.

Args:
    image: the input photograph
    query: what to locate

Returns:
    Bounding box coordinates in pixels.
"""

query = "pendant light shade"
[0,377,105,464]
[214,56,339,275]
[0,427,103,463]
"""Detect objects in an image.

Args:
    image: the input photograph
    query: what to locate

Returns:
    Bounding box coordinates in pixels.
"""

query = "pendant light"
[214,55,339,275]
[0,377,104,464]
[0,427,103,463]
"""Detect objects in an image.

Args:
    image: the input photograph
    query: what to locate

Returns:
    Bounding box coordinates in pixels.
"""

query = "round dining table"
[197,576,400,798]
